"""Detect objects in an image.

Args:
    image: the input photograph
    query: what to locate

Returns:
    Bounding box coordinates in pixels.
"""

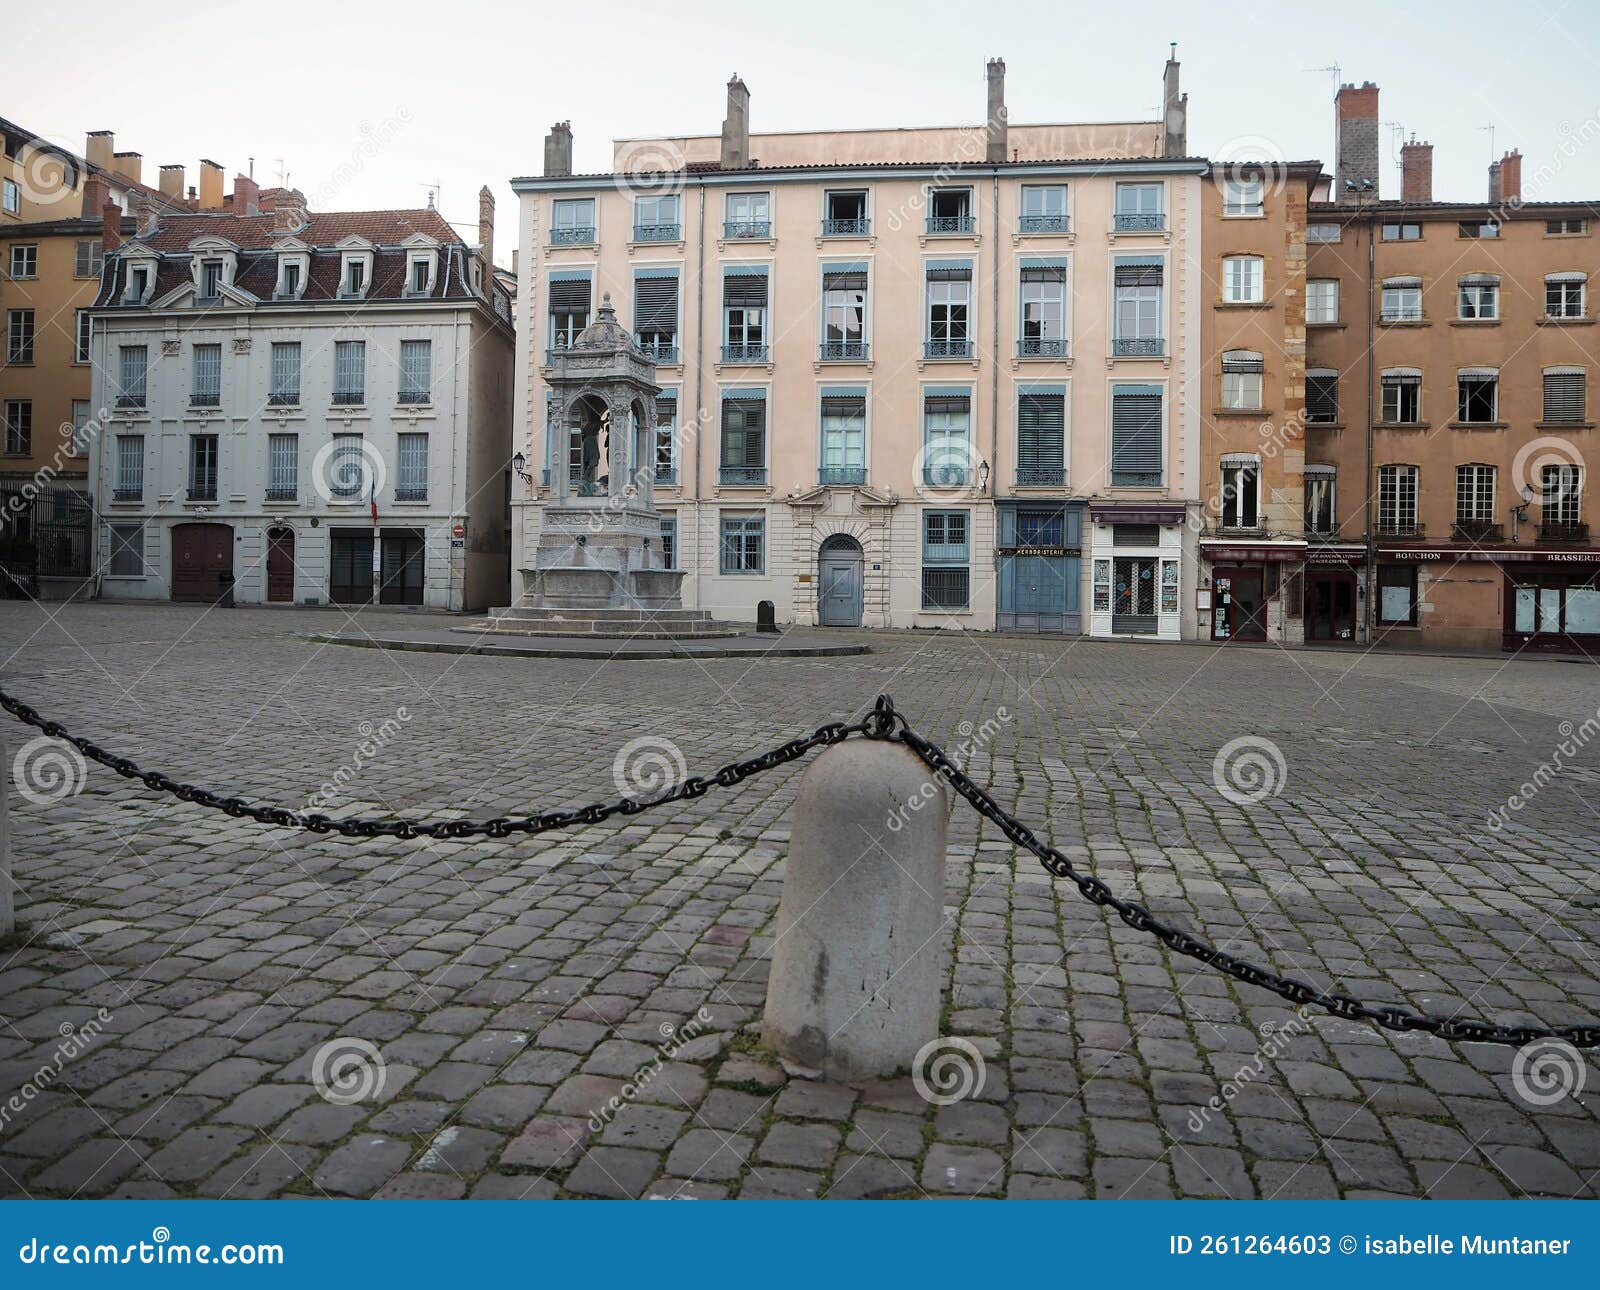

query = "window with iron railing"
[188,434,219,501]
[551,198,596,245]
[819,394,865,486]
[266,434,297,500]
[1113,182,1164,231]
[117,345,148,408]
[633,194,681,242]
[1019,184,1068,233]
[396,432,428,500]
[190,344,221,407]
[398,340,431,404]
[822,190,869,237]
[270,342,301,406]
[333,341,366,405]
[724,191,771,240]
[926,188,974,235]
[114,436,144,500]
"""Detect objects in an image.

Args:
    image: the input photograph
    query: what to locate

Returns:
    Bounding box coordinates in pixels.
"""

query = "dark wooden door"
[171,522,233,603]
[266,529,295,602]
[329,531,374,605]
[380,530,425,606]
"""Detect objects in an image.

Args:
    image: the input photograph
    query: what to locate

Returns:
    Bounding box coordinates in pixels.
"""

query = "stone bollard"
[762,738,947,1081]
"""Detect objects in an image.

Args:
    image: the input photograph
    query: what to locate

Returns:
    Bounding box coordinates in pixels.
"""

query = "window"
[1546,274,1586,318]
[270,342,301,405]
[75,310,91,363]
[1222,256,1263,303]
[397,433,428,500]
[1381,279,1423,322]
[6,309,34,362]
[1543,367,1587,424]
[398,340,431,403]
[198,258,223,300]
[719,513,764,574]
[922,510,970,610]
[1220,456,1260,528]
[923,389,971,486]
[342,256,367,297]
[333,340,365,404]
[8,245,36,278]
[190,344,221,406]
[659,515,676,568]
[1381,370,1421,424]
[114,436,144,499]
[188,434,219,500]
[722,268,768,361]
[1306,279,1339,324]
[3,400,30,454]
[724,192,771,239]
[1456,463,1497,523]
[70,401,91,456]
[1377,565,1419,627]
[2,179,18,213]
[1220,350,1263,411]
[719,392,766,485]
[1019,262,1066,357]
[74,240,103,278]
[276,257,303,299]
[822,267,867,360]
[634,194,680,241]
[117,345,148,407]
[267,434,297,500]
[1114,182,1164,231]
[1305,468,1336,534]
[1016,386,1065,486]
[1019,185,1068,233]
[330,434,365,499]
[823,190,869,236]
[1093,558,1112,612]
[1222,178,1264,217]
[926,188,974,235]
[551,198,595,245]
[548,273,591,352]
[1547,219,1588,236]
[1543,464,1583,528]
[1306,223,1342,243]
[633,270,679,360]
[1382,222,1422,241]
[1458,219,1499,239]
[1378,464,1419,534]
[1306,369,1339,425]
[819,390,866,485]
[1113,257,1163,354]
[925,261,972,358]
[655,392,677,483]
[108,524,143,577]
[1457,275,1499,320]
[124,262,152,303]
[1110,384,1163,486]
[1457,369,1498,424]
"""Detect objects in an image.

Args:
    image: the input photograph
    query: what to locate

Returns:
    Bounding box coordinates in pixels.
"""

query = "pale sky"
[12,0,1600,262]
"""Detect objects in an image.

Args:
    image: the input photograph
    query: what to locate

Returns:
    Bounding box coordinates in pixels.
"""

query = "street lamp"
[511,452,533,486]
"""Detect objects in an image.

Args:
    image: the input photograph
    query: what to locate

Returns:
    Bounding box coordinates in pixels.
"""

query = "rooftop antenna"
[248,156,255,180]
[274,158,288,187]
[1478,123,1496,162]
[1304,63,1342,93]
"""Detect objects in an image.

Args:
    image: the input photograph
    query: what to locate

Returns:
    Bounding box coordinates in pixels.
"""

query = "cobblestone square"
[2,603,1598,1199]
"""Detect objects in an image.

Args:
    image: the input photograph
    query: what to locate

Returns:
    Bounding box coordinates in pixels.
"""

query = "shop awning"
[1089,504,1187,525]
[1200,541,1308,563]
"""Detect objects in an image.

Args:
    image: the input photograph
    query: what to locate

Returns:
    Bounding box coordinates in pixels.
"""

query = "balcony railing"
[819,466,866,486]
[1016,467,1065,487]
[550,226,596,246]
[331,391,364,405]
[115,394,146,409]
[189,394,220,408]
[1112,337,1164,358]
[633,223,681,243]
[719,465,767,486]
[187,485,218,502]
[397,389,431,405]
[924,338,973,360]
[819,339,869,362]
[1380,309,1424,324]
[638,339,679,364]
[395,486,428,502]
[1452,520,1504,543]
[1110,470,1162,487]
[112,487,142,502]
[1539,522,1590,544]
[1113,212,1164,232]
[721,343,769,363]
[821,217,870,237]
[1376,521,1424,538]
[925,214,975,235]
[723,220,771,240]
[264,486,296,502]
[655,465,678,485]
[1019,214,1070,234]
[1019,337,1068,358]
[922,464,970,487]
[267,392,299,407]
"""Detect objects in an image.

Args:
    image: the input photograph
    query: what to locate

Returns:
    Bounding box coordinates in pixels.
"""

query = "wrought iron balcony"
[1019,215,1069,234]
[922,464,970,487]
[397,390,431,405]
[1539,522,1590,544]
[394,486,428,502]
[1112,337,1164,358]
[1016,467,1065,487]
[924,338,973,360]
[719,466,767,486]
[549,226,596,246]
[1113,212,1164,232]
[633,223,681,243]
[1380,309,1424,324]
[1452,520,1504,543]
[331,391,364,406]
[189,394,220,408]
[723,220,771,240]
[1376,521,1424,538]
[112,487,142,502]
[264,486,296,502]
[925,215,976,235]
[655,465,678,485]
[638,339,679,364]
[115,394,146,409]
[721,343,769,363]
[1110,470,1162,487]
[819,466,866,486]
[821,217,870,237]
[819,339,869,362]
[1019,337,1068,358]
[187,485,218,502]
[267,392,299,407]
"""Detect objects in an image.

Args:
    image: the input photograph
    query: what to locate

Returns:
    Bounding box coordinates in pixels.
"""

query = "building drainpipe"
[989,173,1001,555]
[1362,219,1376,643]
[691,182,707,611]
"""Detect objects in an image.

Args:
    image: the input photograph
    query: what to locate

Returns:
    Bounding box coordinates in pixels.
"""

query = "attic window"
[277,259,302,300]
[199,259,223,301]
[405,253,435,296]
[124,263,152,304]
[340,253,370,299]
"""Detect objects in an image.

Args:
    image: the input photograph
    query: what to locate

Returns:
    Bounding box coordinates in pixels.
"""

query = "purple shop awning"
[1088,504,1188,525]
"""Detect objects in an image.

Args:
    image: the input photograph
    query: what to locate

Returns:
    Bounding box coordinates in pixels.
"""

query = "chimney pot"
[158,164,185,202]
[84,130,114,171]
[112,151,143,186]
[198,159,225,210]
[1496,149,1523,206]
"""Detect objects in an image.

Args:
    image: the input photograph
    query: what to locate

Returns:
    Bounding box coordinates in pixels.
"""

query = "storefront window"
[1377,564,1418,627]
[1160,560,1179,614]
[1092,559,1111,612]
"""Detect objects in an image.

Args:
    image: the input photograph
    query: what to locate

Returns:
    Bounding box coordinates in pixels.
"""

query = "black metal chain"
[3,685,1596,1048]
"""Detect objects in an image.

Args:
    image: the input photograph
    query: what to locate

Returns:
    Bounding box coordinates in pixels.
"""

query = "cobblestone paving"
[1,603,1598,1200]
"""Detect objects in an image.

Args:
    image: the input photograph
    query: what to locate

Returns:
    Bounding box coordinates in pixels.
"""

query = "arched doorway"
[266,527,295,603]
[171,522,233,603]
[818,533,864,627]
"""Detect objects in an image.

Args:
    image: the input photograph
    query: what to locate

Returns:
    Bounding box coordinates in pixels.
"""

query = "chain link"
[3,686,1596,1049]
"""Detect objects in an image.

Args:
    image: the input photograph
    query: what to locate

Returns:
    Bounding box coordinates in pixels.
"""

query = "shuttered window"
[633,272,679,346]
[1543,369,1587,423]
[191,344,221,406]
[923,390,971,486]
[1016,388,1065,486]
[270,342,300,404]
[1110,385,1162,486]
[723,268,768,356]
[720,392,766,482]
[399,340,431,403]
[115,436,144,499]
[549,273,591,350]
[1306,370,1339,424]
[722,269,768,308]
[655,392,677,481]
[820,391,865,481]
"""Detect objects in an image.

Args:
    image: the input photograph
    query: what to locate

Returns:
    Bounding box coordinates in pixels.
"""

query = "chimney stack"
[478,185,496,288]
[543,122,573,178]
[102,197,123,254]
[1334,82,1380,204]
[81,173,108,221]
[198,159,224,210]
[1399,137,1433,203]
[84,130,114,172]
[720,75,750,170]
[1162,47,1188,157]
[985,58,1008,164]
[133,194,160,240]
[232,172,260,216]
[271,188,308,236]
[113,151,142,185]
[1495,149,1522,206]
[158,164,185,202]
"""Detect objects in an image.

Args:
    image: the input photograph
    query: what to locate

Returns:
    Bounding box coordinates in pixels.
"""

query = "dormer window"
[124,263,152,304]
[405,252,435,296]
[338,248,373,300]
[279,260,301,299]
[199,259,223,301]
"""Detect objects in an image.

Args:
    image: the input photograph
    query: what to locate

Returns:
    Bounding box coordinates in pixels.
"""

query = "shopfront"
[1198,541,1310,644]
[996,502,1082,634]
[1501,552,1600,654]
[1303,545,1366,643]
[1087,503,1187,640]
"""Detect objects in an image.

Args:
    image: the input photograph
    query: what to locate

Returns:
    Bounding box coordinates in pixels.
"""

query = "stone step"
[489,606,715,623]
[461,621,748,640]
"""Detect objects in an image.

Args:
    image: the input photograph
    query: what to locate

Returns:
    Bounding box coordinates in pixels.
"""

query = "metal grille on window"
[1016,390,1065,487]
[720,515,764,573]
[921,510,970,610]
[399,341,431,404]
[333,341,365,404]
[115,437,143,499]
[267,434,297,500]
[191,344,221,406]
[1110,386,1162,486]
[270,343,300,405]
[118,346,147,405]
[1543,370,1586,423]
[331,435,365,499]
[397,433,428,500]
